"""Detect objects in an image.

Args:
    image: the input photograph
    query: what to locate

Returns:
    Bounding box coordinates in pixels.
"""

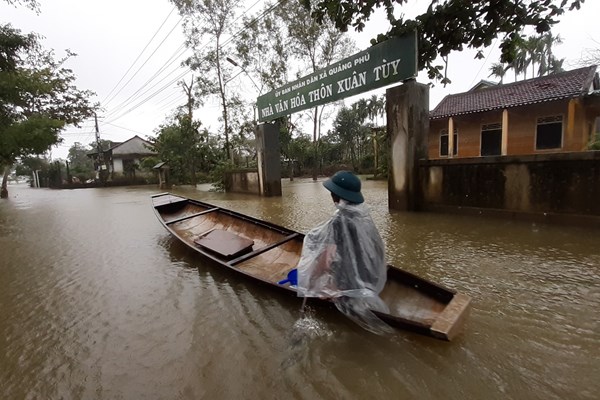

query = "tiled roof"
[110,135,155,156]
[430,66,598,119]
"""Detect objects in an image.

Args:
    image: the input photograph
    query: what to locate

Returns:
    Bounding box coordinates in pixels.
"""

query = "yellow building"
[429,65,600,159]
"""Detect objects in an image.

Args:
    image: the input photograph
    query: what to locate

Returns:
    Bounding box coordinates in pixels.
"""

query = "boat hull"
[152,193,470,340]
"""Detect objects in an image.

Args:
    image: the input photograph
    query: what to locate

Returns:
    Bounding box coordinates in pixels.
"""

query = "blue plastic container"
[278,268,298,286]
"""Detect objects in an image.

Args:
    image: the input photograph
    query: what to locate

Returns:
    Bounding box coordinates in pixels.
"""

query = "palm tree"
[525,35,544,78]
[488,62,508,84]
[508,40,529,81]
[547,56,565,75]
[351,98,369,123]
[538,32,563,76]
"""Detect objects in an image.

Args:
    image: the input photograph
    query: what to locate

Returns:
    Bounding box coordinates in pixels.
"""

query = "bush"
[589,132,600,150]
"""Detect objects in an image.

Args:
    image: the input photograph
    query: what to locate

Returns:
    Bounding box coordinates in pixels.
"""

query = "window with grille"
[481,123,502,156]
[440,128,458,157]
[536,115,563,150]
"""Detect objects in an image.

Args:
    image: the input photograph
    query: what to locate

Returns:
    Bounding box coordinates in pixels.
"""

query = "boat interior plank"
[380,280,446,325]
[166,208,219,225]
[236,240,303,283]
[228,233,300,266]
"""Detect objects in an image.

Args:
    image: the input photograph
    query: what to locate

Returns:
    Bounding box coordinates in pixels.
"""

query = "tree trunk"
[312,106,318,181]
[374,134,379,178]
[1,164,10,199]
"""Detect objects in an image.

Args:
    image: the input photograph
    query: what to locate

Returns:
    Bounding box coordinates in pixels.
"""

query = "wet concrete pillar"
[256,122,282,197]
[387,80,429,211]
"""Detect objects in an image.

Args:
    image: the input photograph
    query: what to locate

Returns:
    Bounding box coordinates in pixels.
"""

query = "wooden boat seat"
[194,229,254,259]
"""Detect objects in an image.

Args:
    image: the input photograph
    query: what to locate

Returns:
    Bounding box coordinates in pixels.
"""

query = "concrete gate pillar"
[256,122,282,197]
[387,80,429,211]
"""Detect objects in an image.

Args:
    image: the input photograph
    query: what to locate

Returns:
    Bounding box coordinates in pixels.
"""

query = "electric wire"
[103,67,192,124]
[102,122,148,136]
[103,44,188,118]
[103,0,284,127]
[57,0,286,159]
[102,6,178,106]
[103,15,184,109]
[470,38,499,87]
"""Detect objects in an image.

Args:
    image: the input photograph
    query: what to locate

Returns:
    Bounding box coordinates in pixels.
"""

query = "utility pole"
[181,77,197,186]
[94,113,106,184]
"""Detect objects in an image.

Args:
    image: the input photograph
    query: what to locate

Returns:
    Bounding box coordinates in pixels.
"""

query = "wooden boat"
[151,193,471,341]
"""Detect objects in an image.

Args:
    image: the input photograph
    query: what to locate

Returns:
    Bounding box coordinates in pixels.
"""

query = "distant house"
[428,65,600,159]
[88,135,156,178]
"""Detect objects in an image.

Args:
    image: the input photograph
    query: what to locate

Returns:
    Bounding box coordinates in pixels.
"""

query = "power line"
[102,6,178,105]
[104,67,192,124]
[155,93,188,114]
[103,15,184,109]
[103,0,284,125]
[103,44,189,118]
[102,122,149,136]
[104,63,191,120]
[154,89,185,108]
[470,38,499,87]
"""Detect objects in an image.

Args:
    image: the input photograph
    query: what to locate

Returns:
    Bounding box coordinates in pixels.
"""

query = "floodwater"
[0,180,598,400]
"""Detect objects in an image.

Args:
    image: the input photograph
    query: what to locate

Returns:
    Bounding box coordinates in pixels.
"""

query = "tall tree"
[275,0,354,180]
[331,106,368,171]
[504,31,564,80]
[538,32,563,76]
[525,35,544,79]
[546,55,565,75]
[508,37,529,81]
[67,142,94,179]
[149,112,210,185]
[302,0,585,82]
[0,24,95,198]
[171,0,240,163]
[234,1,289,95]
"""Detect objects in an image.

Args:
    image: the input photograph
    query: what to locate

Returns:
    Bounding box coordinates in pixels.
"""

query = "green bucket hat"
[323,171,364,204]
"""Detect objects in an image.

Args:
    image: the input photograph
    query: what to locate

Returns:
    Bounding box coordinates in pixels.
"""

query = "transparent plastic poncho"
[296,200,393,334]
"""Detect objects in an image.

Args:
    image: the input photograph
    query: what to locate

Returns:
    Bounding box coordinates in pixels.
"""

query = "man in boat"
[296,171,392,334]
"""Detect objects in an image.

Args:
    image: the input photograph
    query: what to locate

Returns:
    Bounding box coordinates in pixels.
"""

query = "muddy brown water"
[0,180,598,399]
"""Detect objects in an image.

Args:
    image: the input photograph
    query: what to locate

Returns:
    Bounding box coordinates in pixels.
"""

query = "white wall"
[113,158,123,173]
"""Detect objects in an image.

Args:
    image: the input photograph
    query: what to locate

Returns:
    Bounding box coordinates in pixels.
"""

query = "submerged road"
[0,180,598,399]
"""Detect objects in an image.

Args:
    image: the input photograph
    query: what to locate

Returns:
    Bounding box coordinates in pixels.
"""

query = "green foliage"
[47,160,64,187]
[303,0,585,82]
[235,2,288,93]
[123,161,140,178]
[149,112,224,185]
[67,142,94,179]
[288,134,314,175]
[140,156,160,172]
[488,62,508,84]
[489,32,566,83]
[208,160,234,192]
[315,96,388,176]
[14,155,47,178]
[171,0,241,163]
[0,24,95,167]
[589,132,600,150]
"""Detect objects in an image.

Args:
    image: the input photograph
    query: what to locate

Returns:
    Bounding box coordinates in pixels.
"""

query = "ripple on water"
[2,184,600,400]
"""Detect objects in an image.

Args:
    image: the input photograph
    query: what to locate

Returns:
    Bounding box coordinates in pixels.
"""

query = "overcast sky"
[2,0,599,160]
